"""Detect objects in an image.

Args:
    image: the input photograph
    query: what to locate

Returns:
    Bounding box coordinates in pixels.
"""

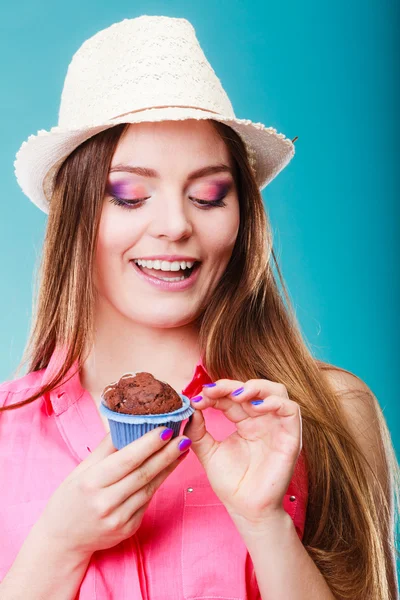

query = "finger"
[201,379,246,397]
[201,378,289,401]
[91,427,191,487]
[117,451,189,524]
[119,501,150,536]
[125,500,149,526]
[193,379,290,422]
[103,433,193,507]
[249,396,302,438]
[190,394,249,424]
[183,408,218,465]
[67,433,117,478]
[249,395,298,416]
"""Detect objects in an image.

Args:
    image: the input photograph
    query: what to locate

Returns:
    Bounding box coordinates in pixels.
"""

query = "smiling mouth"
[132,260,201,281]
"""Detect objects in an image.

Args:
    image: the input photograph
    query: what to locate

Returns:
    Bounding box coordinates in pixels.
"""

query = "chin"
[125,309,200,329]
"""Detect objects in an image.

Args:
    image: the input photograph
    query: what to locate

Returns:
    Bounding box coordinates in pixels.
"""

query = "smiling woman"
[93,120,240,328]
[1,14,399,600]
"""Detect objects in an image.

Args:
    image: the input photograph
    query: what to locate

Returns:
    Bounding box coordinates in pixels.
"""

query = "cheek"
[207,231,237,259]
[95,206,140,279]
[199,208,239,259]
[98,203,142,251]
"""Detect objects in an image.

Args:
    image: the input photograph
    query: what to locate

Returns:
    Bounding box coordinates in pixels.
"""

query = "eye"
[189,196,227,208]
[189,181,230,208]
[108,195,227,210]
[108,196,149,210]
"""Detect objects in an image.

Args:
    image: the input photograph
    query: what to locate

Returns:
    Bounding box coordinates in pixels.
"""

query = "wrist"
[1,522,92,600]
[229,507,293,540]
[30,520,93,565]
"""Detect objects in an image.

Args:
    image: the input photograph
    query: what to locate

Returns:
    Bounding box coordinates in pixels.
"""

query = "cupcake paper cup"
[100,394,195,449]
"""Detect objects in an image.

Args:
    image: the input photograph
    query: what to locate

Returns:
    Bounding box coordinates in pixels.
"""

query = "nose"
[148,198,193,241]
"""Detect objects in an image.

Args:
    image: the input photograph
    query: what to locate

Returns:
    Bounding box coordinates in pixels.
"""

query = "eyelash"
[108,195,228,210]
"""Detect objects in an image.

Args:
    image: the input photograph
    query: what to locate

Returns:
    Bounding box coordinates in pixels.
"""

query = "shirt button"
[187,487,194,493]
[289,495,296,502]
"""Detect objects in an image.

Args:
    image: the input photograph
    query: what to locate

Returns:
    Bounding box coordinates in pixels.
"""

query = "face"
[94,119,240,329]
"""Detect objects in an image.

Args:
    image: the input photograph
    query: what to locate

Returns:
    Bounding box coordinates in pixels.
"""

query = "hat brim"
[14,106,295,213]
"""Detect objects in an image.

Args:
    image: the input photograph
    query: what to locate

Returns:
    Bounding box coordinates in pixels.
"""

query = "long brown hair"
[2,121,399,599]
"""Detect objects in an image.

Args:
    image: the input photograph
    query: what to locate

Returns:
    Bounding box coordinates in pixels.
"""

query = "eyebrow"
[108,163,233,181]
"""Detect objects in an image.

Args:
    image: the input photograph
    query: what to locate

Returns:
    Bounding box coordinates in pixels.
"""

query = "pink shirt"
[0,349,308,599]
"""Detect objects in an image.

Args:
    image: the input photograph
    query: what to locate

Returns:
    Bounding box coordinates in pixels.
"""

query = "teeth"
[161,261,172,271]
[157,275,186,282]
[134,259,195,271]
[170,261,181,271]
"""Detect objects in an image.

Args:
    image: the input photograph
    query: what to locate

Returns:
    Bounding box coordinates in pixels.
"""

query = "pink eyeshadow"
[106,181,148,199]
[106,179,231,200]
[191,181,230,200]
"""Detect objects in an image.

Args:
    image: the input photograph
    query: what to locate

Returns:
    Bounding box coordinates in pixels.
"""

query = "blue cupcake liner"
[100,394,194,450]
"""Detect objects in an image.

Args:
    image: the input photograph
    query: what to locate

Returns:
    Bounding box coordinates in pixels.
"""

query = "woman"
[0,15,398,600]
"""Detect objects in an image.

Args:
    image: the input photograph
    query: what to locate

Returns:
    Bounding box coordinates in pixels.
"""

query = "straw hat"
[14,15,297,214]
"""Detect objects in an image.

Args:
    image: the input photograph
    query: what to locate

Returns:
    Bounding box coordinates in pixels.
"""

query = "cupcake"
[99,372,194,449]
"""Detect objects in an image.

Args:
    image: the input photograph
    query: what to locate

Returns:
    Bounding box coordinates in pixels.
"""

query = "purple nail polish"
[160,428,174,441]
[202,382,216,388]
[178,438,192,452]
[177,449,190,460]
[251,400,264,405]
[231,386,244,396]
[191,395,202,402]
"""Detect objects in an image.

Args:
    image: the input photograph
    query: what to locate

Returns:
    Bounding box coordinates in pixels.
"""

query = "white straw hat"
[14,15,297,214]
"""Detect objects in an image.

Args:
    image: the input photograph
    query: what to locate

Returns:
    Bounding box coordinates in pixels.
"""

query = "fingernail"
[251,400,264,405]
[177,449,190,460]
[202,382,216,388]
[160,428,174,441]
[178,438,192,452]
[231,387,244,396]
[191,395,202,402]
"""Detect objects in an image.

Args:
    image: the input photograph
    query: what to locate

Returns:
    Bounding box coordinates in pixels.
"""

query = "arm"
[234,511,335,600]
[235,370,399,600]
[0,523,91,600]
[187,374,398,600]
[186,380,336,599]
[325,369,399,599]
[0,427,191,600]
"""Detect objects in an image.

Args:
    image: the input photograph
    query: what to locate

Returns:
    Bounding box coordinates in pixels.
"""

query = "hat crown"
[58,15,235,129]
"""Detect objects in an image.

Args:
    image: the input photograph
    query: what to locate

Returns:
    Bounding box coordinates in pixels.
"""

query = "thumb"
[183,409,218,465]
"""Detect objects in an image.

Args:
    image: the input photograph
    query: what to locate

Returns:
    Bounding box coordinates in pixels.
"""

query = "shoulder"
[0,369,46,408]
[321,365,385,452]
[320,364,399,595]
[321,364,394,497]
[322,365,383,441]
[322,365,372,395]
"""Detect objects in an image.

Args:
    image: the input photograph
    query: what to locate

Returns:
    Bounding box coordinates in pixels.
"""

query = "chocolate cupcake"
[100,372,194,449]
[103,372,183,415]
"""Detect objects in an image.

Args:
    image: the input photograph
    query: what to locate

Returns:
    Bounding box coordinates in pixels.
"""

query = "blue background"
[1,0,399,557]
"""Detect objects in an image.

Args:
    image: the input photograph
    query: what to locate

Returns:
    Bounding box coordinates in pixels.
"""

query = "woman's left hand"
[183,379,302,526]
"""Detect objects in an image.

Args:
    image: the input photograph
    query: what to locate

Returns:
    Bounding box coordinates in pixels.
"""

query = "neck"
[80,309,202,403]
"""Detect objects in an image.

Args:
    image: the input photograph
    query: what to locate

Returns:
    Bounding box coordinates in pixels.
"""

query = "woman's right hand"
[31,427,191,559]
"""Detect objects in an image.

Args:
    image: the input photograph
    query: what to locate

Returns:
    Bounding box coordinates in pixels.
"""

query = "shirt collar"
[44,346,212,416]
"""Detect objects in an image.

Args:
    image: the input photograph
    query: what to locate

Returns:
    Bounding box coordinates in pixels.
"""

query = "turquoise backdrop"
[1,0,399,566]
